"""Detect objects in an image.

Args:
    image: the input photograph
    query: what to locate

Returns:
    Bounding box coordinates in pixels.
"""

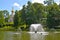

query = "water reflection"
[0,31,45,40]
[4,31,21,40]
[0,31,60,40]
[29,33,45,40]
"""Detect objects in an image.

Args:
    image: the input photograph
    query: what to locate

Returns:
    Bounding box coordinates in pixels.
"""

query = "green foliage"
[0,1,60,30]
[0,10,9,27]
[14,10,21,29]
[46,3,60,28]
[20,1,60,29]
[21,1,45,27]
[3,10,10,22]
[0,11,4,27]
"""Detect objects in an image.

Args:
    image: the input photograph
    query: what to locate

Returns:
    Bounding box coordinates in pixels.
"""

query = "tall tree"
[0,10,4,27]
[3,10,9,22]
[14,10,20,29]
[46,3,60,28]
[21,5,26,24]
[32,3,44,23]
[21,1,45,27]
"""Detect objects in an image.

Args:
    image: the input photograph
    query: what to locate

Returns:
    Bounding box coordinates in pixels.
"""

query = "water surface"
[0,31,60,40]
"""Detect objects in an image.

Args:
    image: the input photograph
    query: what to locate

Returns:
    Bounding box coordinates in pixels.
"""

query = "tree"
[3,10,9,22]
[32,3,45,23]
[21,5,26,24]
[46,3,60,28]
[14,10,20,29]
[21,1,45,28]
[0,10,4,27]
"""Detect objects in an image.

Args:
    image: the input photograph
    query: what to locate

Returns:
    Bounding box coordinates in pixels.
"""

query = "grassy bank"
[0,26,17,31]
[0,26,60,32]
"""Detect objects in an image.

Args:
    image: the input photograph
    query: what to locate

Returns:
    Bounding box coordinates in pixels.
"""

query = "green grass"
[0,26,15,31]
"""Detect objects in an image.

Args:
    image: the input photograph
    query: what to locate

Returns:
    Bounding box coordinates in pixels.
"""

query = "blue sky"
[0,0,31,12]
[0,0,59,13]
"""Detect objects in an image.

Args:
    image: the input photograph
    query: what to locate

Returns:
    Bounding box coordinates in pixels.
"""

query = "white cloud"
[14,2,20,7]
[13,2,22,10]
[31,0,44,4]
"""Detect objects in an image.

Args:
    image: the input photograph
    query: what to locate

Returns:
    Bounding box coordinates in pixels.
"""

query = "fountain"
[30,24,44,33]
[27,24,49,40]
[28,24,48,35]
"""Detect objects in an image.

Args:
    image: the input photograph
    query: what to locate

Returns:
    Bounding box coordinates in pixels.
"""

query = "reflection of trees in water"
[21,32,30,40]
[30,33,45,40]
[4,32,14,40]
[2,31,45,40]
[13,34,21,40]
[4,32,21,40]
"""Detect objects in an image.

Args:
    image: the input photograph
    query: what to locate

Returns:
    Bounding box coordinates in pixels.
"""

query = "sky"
[0,0,60,13]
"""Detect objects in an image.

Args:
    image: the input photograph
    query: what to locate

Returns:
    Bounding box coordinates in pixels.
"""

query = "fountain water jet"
[28,24,49,35]
[30,24,44,33]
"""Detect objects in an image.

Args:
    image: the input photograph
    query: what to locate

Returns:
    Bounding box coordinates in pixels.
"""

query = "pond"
[0,31,60,40]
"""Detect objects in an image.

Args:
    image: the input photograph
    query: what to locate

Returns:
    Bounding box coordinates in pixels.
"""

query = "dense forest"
[0,1,60,30]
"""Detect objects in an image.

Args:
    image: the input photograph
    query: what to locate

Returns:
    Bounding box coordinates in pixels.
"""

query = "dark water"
[0,31,60,40]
